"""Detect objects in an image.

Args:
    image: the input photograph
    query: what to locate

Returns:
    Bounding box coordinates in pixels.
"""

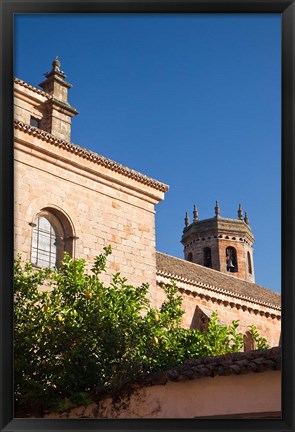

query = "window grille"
[31,216,58,268]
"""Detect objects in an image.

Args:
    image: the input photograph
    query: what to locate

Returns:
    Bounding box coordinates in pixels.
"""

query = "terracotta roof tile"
[156,252,281,309]
[14,77,52,98]
[14,120,169,193]
[139,347,281,386]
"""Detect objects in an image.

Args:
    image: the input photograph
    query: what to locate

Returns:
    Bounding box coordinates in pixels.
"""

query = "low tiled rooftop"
[141,346,281,386]
[156,252,281,309]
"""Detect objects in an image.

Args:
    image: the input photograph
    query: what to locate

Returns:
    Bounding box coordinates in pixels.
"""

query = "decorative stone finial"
[193,204,198,222]
[238,203,243,220]
[215,200,220,217]
[185,212,190,228]
[244,212,249,225]
[52,56,61,72]
[43,56,66,80]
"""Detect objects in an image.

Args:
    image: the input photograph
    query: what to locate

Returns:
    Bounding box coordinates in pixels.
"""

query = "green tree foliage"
[14,247,269,414]
[248,324,269,350]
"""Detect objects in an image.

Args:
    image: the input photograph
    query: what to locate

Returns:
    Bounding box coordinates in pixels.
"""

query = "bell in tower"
[181,202,255,283]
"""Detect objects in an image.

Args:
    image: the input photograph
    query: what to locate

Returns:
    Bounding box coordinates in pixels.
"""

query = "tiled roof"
[156,252,281,309]
[14,120,169,193]
[140,347,281,386]
[14,78,52,98]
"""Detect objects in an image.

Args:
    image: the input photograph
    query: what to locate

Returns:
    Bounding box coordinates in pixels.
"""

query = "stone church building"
[14,58,281,348]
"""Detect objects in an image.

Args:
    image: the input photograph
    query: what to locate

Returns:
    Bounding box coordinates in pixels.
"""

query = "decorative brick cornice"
[156,269,281,316]
[156,267,263,305]
[14,120,169,193]
[14,78,52,99]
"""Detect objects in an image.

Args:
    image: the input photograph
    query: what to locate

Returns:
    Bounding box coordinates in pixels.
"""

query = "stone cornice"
[182,216,255,245]
[44,98,79,116]
[14,120,169,193]
[156,270,281,316]
[14,78,52,99]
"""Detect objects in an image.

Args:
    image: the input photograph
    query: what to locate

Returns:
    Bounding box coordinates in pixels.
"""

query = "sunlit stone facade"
[14,59,281,347]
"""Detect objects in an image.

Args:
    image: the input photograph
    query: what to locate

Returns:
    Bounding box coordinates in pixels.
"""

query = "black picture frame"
[0,1,294,431]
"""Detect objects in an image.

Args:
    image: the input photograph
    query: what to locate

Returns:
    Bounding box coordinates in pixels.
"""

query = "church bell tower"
[181,202,255,283]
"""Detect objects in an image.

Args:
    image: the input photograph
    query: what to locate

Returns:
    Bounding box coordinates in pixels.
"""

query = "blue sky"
[14,14,281,293]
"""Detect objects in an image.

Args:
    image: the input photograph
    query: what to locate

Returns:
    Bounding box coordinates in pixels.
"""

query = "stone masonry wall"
[14,129,165,304]
[156,275,280,347]
[14,82,48,125]
[184,237,220,270]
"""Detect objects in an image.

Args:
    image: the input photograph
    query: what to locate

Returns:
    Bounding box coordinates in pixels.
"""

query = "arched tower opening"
[247,251,253,275]
[187,252,193,262]
[204,247,212,268]
[226,246,238,273]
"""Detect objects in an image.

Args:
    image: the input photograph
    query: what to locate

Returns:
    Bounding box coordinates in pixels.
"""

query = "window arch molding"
[30,207,76,268]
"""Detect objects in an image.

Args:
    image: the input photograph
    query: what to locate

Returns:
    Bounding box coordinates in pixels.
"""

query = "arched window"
[187,252,193,262]
[204,247,212,268]
[31,216,58,268]
[247,251,252,274]
[226,246,238,273]
[31,208,75,268]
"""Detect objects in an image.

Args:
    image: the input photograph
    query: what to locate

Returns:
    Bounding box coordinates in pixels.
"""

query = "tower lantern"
[181,202,255,283]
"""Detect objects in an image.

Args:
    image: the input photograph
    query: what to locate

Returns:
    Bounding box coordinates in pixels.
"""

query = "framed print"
[1,1,294,431]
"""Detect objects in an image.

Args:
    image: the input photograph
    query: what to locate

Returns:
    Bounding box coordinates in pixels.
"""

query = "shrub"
[14,247,268,415]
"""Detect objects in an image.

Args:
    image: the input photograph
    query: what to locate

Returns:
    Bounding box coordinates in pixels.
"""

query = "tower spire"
[238,203,243,220]
[184,212,190,228]
[215,200,220,217]
[193,204,198,222]
[244,212,249,225]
